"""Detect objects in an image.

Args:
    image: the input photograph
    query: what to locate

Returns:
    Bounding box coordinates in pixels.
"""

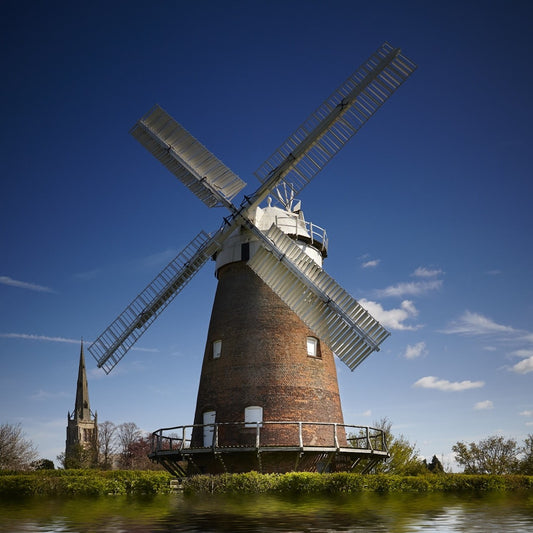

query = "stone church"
[65,341,98,464]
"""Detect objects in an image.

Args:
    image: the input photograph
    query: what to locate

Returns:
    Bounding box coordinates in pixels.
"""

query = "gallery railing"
[150,421,387,455]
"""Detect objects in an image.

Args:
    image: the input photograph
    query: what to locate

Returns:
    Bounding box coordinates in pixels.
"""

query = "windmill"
[89,43,416,476]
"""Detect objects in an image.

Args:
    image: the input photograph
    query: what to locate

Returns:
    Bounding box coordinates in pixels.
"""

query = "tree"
[518,434,533,475]
[116,422,142,469]
[58,442,98,469]
[427,454,444,474]
[368,418,426,475]
[31,458,55,470]
[0,422,38,470]
[452,435,520,474]
[127,435,163,470]
[98,420,117,470]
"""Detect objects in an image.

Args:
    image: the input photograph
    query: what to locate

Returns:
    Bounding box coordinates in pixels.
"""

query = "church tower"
[65,341,98,466]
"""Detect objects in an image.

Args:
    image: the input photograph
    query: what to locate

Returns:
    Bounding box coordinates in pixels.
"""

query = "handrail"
[150,421,387,455]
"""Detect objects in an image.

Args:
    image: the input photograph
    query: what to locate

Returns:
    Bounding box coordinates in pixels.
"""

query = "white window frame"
[213,339,222,359]
[203,410,216,447]
[244,406,263,428]
[306,336,319,357]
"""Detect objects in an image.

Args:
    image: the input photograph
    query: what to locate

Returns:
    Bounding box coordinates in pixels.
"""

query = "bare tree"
[116,422,142,469]
[0,422,38,470]
[98,420,117,469]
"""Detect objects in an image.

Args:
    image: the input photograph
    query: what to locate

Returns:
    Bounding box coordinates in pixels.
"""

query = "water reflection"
[1,492,532,532]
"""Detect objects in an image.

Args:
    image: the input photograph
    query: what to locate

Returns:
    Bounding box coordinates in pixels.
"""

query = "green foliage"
[1,470,533,498]
[31,459,55,470]
[427,455,444,474]
[452,436,520,474]
[181,472,533,495]
[0,470,173,497]
[519,435,533,475]
[364,418,426,475]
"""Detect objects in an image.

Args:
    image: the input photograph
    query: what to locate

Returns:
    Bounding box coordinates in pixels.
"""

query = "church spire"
[74,339,91,420]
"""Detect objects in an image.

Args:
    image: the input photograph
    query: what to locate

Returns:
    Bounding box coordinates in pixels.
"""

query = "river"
[1,492,532,532]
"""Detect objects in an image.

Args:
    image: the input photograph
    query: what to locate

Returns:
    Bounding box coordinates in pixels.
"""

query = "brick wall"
[191,261,346,451]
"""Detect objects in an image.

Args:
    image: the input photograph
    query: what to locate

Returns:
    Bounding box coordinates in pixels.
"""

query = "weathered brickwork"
[192,260,346,452]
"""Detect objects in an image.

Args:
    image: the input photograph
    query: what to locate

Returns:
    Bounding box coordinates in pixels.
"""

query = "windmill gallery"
[89,43,416,477]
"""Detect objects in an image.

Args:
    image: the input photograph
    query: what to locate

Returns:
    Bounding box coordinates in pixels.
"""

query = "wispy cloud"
[375,280,442,298]
[412,267,443,278]
[519,410,533,417]
[361,259,380,269]
[359,299,420,331]
[137,248,178,271]
[0,276,55,293]
[413,376,484,392]
[442,312,533,374]
[474,400,493,410]
[404,341,427,360]
[0,333,81,344]
[30,389,70,400]
[441,311,517,336]
[0,333,158,354]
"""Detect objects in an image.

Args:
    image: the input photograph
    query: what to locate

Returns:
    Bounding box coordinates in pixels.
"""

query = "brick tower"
[65,341,98,467]
[191,203,348,472]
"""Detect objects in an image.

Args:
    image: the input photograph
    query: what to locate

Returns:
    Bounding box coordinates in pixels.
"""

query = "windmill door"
[203,410,216,447]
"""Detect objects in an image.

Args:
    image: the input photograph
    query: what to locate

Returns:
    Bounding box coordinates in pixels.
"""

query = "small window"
[306,336,320,357]
[213,339,222,359]
[244,406,263,428]
[241,242,250,261]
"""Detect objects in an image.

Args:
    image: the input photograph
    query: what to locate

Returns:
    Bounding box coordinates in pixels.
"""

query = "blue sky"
[1,1,532,470]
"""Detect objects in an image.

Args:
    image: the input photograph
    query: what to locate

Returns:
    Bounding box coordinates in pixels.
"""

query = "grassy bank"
[1,470,532,497]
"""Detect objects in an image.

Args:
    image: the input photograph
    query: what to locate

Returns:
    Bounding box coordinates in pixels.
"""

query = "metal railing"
[274,215,328,254]
[150,421,387,455]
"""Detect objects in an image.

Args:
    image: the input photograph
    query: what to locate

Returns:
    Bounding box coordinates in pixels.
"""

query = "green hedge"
[181,472,533,495]
[1,471,532,497]
[0,470,173,497]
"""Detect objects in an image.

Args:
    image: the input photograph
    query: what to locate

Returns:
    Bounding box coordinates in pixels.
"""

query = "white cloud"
[519,410,533,417]
[413,376,484,392]
[375,280,442,298]
[527,422,533,427]
[361,259,380,269]
[0,332,157,355]
[359,298,420,331]
[511,357,533,374]
[0,333,81,344]
[0,276,54,293]
[361,410,372,417]
[509,349,533,358]
[442,311,517,336]
[404,341,427,359]
[412,267,443,278]
[474,400,493,410]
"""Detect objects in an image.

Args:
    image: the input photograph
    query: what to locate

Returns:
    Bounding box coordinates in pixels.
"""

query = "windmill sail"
[252,42,416,206]
[89,230,219,374]
[247,224,390,370]
[131,105,246,208]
